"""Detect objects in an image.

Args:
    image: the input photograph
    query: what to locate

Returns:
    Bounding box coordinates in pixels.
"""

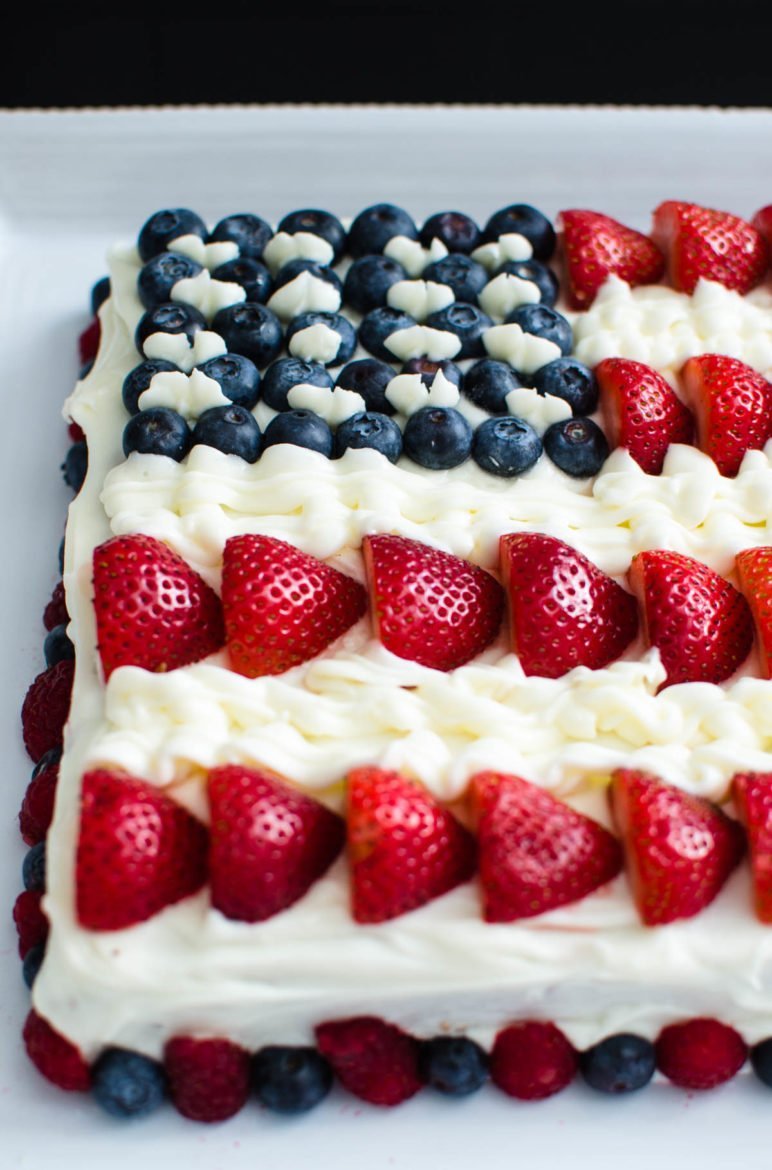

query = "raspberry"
[490,1021,578,1100]
[43,581,69,631]
[164,1036,251,1122]
[12,890,48,958]
[20,660,74,761]
[23,1010,91,1091]
[656,1018,747,1089]
[315,1016,424,1106]
[19,752,60,845]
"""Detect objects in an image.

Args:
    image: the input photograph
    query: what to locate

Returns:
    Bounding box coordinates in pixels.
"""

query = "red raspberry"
[13,890,48,958]
[656,1018,747,1089]
[315,1016,424,1106]
[19,755,60,845]
[68,421,85,443]
[490,1022,578,1100]
[43,581,69,631]
[20,660,74,761]
[23,1010,91,1091]
[164,1036,251,1122]
[78,317,101,365]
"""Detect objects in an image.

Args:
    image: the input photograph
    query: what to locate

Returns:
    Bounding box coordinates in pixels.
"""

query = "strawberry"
[363,534,504,672]
[19,751,60,845]
[21,659,74,761]
[490,1022,577,1100]
[656,1018,747,1089]
[595,357,694,474]
[78,317,101,365]
[315,1016,424,1106]
[43,580,68,631]
[628,548,753,686]
[732,772,772,923]
[609,768,745,925]
[221,534,366,678]
[736,546,772,677]
[164,1036,250,1122]
[208,763,344,922]
[559,209,665,309]
[13,889,48,958]
[93,533,225,679]
[23,1010,91,1092]
[500,532,638,678]
[679,353,772,477]
[469,771,622,922]
[652,200,768,294]
[752,205,772,249]
[347,766,476,923]
[76,768,209,931]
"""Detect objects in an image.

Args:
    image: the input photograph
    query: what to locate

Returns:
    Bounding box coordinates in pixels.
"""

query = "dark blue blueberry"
[426,303,492,359]
[348,203,418,258]
[402,358,463,387]
[211,257,272,303]
[343,254,407,314]
[579,1034,656,1094]
[253,1046,333,1114]
[273,259,342,297]
[137,252,203,309]
[191,404,262,463]
[463,359,522,413]
[44,623,74,668]
[261,358,333,412]
[79,359,94,380]
[336,358,396,415]
[90,276,111,315]
[22,942,45,989]
[496,259,559,308]
[751,1038,772,1088]
[472,416,542,477]
[23,842,46,892]
[135,302,206,355]
[285,311,356,368]
[483,203,557,260]
[61,442,87,492]
[138,208,207,262]
[505,303,573,356]
[423,254,488,304]
[92,1048,167,1120]
[403,407,473,470]
[418,1037,489,1096]
[359,306,417,362]
[277,209,347,263]
[263,410,334,458]
[196,353,261,410]
[32,747,62,781]
[58,535,65,574]
[123,408,191,462]
[212,302,283,369]
[209,212,272,260]
[543,416,609,477]
[532,357,599,416]
[335,411,403,462]
[420,211,480,255]
[122,359,180,415]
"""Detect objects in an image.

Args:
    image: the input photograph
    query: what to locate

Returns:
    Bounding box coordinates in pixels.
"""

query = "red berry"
[736,546,772,678]
[732,772,772,923]
[559,209,665,309]
[652,200,768,294]
[23,1010,91,1092]
[164,1036,250,1122]
[13,889,48,958]
[490,1022,577,1100]
[19,757,60,845]
[752,205,772,249]
[679,353,772,478]
[20,660,74,761]
[68,421,86,443]
[43,580,68,631]
[595,357,694,474]
[78,317,101,365]
[315,1017,423,1106]
[656,1018,746,1089]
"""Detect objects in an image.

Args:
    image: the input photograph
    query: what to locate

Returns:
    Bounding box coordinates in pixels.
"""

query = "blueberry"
[348,203,418,258]
[92,1048,167,1120]
[472,415,542,477]
[44,623,74,668]
[403,407,473,470]
[343,254,407,314]
[32,747,62,780]
[122,359,180,415]
[123,408,191,462]
[402,358,463,387]
[418,1037,489,1096]
[505,304,573,356]
[335,411,403,462]
[61,442,87,492]
[212,257,272,304]
[359,306,417,362]
[285,311,357,367]
[336,358,396,414]
[273,259,342,297]
[579,1034,656,1094]
[463,359,522,413]
[138,208,208,263]
[496,259,559,308]
[423,254,488,305]
[58,535,65,575]
[23,842,46,892]
[483,203,556,260]
[90,276,111,315]
[543,417,609,477]
[420,211,480,255]
[79,359,94,380]
[22,942,45,989]
[209,212,272,260]
[196,353,261,410]
[261,358,333,412]
[751,1038,772,1088]
[137,252,203,309]
[425,303,492,359]
[253,1046,333,1114]
[532,358,599,416]
[191,404,262,463]
[263,410,334,457]
[277,209,347,263]
[212,302,283,369]
[135,302,206,355]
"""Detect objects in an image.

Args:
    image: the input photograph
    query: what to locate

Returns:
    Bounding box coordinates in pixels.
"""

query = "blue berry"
[543,417,609,477]
[123,408,191,462]
[484,204,556,260]
[92,1048,167,1120]
[22,942,45,989]
[496,259,559,308]
[253,1046,333,1114]
[472,416,543,476]
[402,358,463,387]
[62,442,87,492]
[191,405,262,463]
[359,306,417,362]
[277,209,347,263]
[423,254,488,304]
[79,359,94,380]
[197,354,261,410]
[343,254,407,313]
[532,357,599,416]
[463,359,522,413]
[418,1037,489,1096]
[212,257,272,304]
[426,303,492,359]
[751,1038,772,1087]
[420,211,480,255]
[285,311,356,367]
[348,203,418,258]
[135,302,206,355]
[403,407,473,470]
[44,623,74,668]
[336,358,396,414]
[209,212,272,260]
[32,747,62,780]
[212,303,283,368]
[90,276,111,315]
[23,842,46,892]
[263,410,333,457]
[506,304,573,356]
[137,252,203,309]
[273,259,342,296]
[138,208,208,262]
[579,1034,656,1094]
[122,359,180,415]
[58,536,65,574]
[335,411,403,462]
[261,358,333,412]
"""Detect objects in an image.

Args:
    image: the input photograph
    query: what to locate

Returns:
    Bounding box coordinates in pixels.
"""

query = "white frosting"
[386,279,455,321]
[287,383,365,426]
[138,368,231,420]
[171,269,245,319]
[383,235,449,278]
[505,386,573,434]
[169,234,239,271]
[385,324,462,361]
[262,231,334,274]
[287,322,342,364]
[479,271,542,320]
[386,370,460,415]
[142,329,227,373]
[483,322,562,374]
[267,271,342,321]
[471,232,533,271]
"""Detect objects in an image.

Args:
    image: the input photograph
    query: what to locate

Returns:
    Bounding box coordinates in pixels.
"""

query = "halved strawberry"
[679,353,772,478]
[595,357,694,474]
[469,771,622,922]
[221,534,366,678]
[363,534,504,672]
[609,768,745,925]
[732,772,772,923]
[559,209,665,309]
[76,768,209,931]
[736,546,772,677]
[752,205,772,249]
[500,532,638,678]
[652,200,768,294]
[207,763,344,922]
[93,534,224,680]
[347,766,476,923]
[629,548,753,687]
[315,1017,424,1106]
